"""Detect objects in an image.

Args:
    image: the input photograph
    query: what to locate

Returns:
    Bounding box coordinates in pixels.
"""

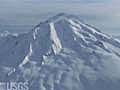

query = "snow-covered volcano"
[0,13,120,90]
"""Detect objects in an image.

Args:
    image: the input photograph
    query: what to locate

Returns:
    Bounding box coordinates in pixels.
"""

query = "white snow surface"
[49,22,62,54]
[19,43,33,68]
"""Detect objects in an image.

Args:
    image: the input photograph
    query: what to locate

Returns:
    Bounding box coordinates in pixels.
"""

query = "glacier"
[0,13,120,90]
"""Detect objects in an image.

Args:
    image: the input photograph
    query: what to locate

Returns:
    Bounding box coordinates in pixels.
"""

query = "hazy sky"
[0,0,120,35]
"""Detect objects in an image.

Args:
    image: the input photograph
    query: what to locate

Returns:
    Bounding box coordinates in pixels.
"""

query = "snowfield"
[0,13,120,90]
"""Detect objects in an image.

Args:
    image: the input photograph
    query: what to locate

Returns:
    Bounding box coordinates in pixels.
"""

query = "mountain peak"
[30,13,120,58]
[54,13,67,17]
[43,13,80,24]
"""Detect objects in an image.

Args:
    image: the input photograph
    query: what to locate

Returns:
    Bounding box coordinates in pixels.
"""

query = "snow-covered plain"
[0,13,120,90]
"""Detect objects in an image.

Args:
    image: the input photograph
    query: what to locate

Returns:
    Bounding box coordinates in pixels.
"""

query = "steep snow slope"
[0,13,120,90]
